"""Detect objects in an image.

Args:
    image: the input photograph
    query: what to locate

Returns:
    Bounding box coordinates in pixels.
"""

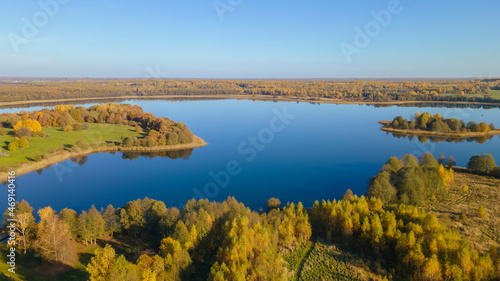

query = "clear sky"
[0,0,499,78]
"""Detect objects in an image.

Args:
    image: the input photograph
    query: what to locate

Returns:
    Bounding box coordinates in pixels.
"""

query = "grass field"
[490,90,500,99]
[284,240,387,281]
[424,171,500,253]
[0,124,144,170]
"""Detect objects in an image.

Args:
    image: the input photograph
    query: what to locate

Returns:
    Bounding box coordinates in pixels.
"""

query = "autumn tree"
[35,207,75,263]
[160,237,192,281]
[14,200,35,254]
[13,119,42,132]
[266,197,281,211]
[87,244,116,281]
[59,208,79,239]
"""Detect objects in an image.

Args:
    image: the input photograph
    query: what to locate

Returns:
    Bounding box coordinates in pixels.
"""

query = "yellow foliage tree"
[14,119,42,132]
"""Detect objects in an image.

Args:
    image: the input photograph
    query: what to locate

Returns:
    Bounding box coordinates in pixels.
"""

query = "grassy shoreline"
[378,120,500,137]
[1,94,500,108]
[0,135,206,182]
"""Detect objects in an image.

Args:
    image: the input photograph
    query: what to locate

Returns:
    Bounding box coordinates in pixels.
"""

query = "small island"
[379,112,500,137]
[0,103,206,181]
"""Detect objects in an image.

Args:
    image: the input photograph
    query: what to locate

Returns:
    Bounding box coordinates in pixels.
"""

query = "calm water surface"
[1,99,500,211]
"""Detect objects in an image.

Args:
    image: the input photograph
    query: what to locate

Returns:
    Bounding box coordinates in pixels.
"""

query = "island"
[379,112,500,137]
[0,103,206,181]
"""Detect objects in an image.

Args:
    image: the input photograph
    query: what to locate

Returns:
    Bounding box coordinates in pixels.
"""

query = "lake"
[2,99,500,212]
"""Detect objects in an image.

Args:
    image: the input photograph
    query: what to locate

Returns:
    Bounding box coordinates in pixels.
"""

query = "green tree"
[59,208,79,239]
[367,171,396,204]
[468,154,498,174]
[102,204,121,237]
[87,205,106,244]
[120,201,145,237]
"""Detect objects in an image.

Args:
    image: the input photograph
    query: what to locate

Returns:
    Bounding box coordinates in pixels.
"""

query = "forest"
[0,79,499,104]
[384,112,497,134]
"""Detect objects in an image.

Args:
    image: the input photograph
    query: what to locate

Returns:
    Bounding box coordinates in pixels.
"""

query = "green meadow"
[0,124,143,171]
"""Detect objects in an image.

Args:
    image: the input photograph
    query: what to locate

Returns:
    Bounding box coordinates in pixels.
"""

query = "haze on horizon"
[1,0,499,79]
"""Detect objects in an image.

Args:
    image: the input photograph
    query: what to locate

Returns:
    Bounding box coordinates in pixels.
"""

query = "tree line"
[0,79,499,104]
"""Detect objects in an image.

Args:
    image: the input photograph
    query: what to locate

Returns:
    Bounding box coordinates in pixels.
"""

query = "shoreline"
[0,136,207,182]
[378,121,500,137]
[1,94,500,108]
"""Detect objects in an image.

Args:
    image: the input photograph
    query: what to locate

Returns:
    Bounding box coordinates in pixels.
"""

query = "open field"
[490,90,500,98]
[285,240,387,281]
[424,171,500,253]
[0,124,144,170]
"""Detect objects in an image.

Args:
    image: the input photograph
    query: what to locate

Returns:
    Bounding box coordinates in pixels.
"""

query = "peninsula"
[0,103,206,181]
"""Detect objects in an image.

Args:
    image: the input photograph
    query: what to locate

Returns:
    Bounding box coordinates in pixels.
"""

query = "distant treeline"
[0,79,499,103]
[387,112,496,133]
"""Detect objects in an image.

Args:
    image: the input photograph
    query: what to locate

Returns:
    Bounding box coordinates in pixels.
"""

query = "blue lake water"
[2,99,500,212]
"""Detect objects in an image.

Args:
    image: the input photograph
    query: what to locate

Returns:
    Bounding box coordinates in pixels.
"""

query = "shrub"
[63,125,73,132]
[32,131,49,138]
[8,142,19,151]
[478,206,487,218]
[76,140,89,149]
[122,136,138,147]
[15,126,32,138]
[72,123,83,131]
[32,154,43,162]
[135,125,142,133]
[19,137,29,149]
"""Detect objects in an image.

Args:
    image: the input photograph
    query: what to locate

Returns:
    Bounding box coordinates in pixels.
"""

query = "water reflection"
[387,132,497,144]
[121,149,193,161]
[30,150,193,178]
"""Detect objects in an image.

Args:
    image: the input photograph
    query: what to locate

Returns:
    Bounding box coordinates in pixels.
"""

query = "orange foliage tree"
[14,119,42,132]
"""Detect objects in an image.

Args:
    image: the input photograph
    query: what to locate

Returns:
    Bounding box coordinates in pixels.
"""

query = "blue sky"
[0,0,499,78]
